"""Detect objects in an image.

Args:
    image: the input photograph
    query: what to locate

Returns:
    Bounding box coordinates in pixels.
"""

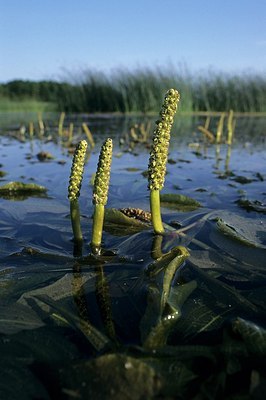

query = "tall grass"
[0,67,265,113]
[60,66,194,113]
[192,72,266,112]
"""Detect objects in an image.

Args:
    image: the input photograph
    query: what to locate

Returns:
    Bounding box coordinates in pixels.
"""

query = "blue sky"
[1,0,265,82]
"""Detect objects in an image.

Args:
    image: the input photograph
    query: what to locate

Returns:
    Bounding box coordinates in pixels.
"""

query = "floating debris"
[236,199,266,214]
[37,151,55,161]
[0,170,7,178]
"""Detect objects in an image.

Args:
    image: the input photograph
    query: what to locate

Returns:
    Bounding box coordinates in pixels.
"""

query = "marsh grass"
[193,72,266,112]
[1,67,265,113]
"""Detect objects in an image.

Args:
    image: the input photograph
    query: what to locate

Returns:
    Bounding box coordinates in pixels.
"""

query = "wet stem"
[70,199,83,243]
[91,203,105,254]
[150,189,164,234]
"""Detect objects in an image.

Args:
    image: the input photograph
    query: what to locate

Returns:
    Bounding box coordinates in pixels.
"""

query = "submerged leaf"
[161,246,190,312]
[188,249,221,269]
[141,277,195,348]
[160,193,201,211]
[0,360,49,400]
[0,327,80,364]
[143,303,181,349]
[29,295,112,352]
[214,216,266,248]
[172,298,231,341]
[168,281,198,311]
[232,317,266,356]
[140,252,194,349]
[145,357,197,397]
[95,265,117,342]
[142,281,197,349]
[60,353,161,400]
[17,272,96,305]
[146,246,188,277]
[140,284,161,343]
[104,208,151,235]
[0,303,44,334]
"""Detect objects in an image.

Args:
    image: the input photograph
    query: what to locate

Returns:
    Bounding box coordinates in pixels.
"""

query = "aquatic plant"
[0,181,47,194]
[227,109,235,145]
[91,138,113,254]
[58,112,65,136]
[197,124,215,143]
[216,112,225,143]
[37,112,45,135]
[1,108,265,399]
[148,88,180,234]
[28,121,34,138]
[197,115,215,143]
[82,123,95,148]
[0,181,47,201]
[68,140,88,244]
[68,122,74,143]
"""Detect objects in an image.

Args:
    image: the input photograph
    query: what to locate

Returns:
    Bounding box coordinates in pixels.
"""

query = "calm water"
[0,116,265,399]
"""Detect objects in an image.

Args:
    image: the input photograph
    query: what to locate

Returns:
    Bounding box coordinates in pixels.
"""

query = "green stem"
[91,203,105,254]
[70,200,83,243]
[150,190,164,234]
[151,234,163,260]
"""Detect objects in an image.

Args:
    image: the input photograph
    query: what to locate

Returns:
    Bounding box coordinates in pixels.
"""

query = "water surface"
[0,116,265,399]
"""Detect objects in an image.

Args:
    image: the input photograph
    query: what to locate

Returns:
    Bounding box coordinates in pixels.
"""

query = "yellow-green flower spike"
[93,138,113,205]
[68,140,88,201]
[68,140,88,250]
[91,138,113,254]
[148,89,180,191]
[148,89,180,235]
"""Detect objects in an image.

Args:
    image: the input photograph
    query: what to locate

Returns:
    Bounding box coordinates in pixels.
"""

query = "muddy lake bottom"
[0,116,265,399]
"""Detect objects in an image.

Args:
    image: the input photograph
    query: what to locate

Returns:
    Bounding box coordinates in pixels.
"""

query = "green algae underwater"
[0,98,265,399]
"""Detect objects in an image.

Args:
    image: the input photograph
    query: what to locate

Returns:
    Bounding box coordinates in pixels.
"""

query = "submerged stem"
[70,200,83,243]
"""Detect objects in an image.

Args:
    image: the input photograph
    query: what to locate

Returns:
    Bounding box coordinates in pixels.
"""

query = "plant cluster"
[68,89,180,254]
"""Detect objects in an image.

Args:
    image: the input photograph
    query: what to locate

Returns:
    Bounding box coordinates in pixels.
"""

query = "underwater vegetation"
[0,88,265,399]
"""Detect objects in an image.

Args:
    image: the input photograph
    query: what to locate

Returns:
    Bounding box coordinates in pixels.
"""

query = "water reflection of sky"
[0,118,265,257]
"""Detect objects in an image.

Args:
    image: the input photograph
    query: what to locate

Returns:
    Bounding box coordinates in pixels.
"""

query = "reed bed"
[0,67,266,113]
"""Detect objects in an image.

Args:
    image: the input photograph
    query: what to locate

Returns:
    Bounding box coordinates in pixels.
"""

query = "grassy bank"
[1,67,266,113]
[0,96,56,112]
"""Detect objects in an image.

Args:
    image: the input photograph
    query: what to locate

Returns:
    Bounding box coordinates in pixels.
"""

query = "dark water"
[0,116,265,399]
